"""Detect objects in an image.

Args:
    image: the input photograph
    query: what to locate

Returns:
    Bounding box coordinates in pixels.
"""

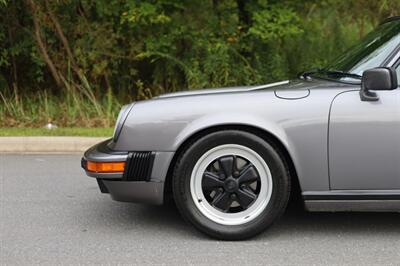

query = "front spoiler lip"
[100,179,164,205]
[82,138,128,179]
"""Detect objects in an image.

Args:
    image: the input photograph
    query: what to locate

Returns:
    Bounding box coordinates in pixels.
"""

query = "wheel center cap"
[224,178,238,193]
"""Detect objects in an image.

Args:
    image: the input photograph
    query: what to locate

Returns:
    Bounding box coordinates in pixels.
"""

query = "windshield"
[308,19,400,83]
[329,20,400,75]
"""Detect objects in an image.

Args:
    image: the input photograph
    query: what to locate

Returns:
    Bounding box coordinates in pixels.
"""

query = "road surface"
[1,154,399,265]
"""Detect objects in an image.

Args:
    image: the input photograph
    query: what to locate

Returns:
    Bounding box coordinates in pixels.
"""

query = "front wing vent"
[123,152,155,181]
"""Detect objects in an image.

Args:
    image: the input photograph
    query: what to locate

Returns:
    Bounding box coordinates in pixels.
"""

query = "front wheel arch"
[164,125,302,204]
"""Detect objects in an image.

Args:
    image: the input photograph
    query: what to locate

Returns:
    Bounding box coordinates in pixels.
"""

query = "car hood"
[156,80,290,99]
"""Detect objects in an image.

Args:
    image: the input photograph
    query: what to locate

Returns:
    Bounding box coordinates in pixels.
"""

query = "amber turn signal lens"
[86,161,125,173]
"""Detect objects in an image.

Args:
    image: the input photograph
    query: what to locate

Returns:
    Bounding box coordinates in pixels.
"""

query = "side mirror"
[360,67,398,101]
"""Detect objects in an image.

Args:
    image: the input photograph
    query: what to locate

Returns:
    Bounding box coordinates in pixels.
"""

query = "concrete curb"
[0,137,108,153]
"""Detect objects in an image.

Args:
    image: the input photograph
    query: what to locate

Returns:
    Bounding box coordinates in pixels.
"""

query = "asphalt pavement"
[1,154,400,265]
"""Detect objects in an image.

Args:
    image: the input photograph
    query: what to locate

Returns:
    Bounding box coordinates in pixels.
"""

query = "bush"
[0,0,395,127]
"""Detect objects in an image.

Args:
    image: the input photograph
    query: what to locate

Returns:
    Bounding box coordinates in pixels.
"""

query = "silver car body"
[83,19,400,212]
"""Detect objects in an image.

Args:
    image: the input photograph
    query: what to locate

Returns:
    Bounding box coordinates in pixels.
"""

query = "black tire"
[172,130,291,240]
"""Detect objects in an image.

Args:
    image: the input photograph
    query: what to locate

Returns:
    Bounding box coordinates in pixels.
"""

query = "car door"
[328,83,400,190]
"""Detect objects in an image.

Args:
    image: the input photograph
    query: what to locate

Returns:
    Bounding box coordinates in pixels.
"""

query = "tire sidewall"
[173,130,290,240]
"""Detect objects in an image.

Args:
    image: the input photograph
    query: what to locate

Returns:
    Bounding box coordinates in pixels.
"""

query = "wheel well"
[164,125,302,203]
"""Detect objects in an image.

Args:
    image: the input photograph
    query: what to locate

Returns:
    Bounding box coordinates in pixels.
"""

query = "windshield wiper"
[323,69,362,79]
[299,68,361,80]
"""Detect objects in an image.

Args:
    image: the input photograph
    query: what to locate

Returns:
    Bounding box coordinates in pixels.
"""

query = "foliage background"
[0,0,399,127]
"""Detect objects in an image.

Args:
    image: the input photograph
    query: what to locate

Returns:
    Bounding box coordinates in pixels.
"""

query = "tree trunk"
[8,27,19,100]
[7,3,19,100]
[25,0,62,88]
[236,0,251,58]
[45,0,78,69]
[45,0,94,92]
[236,0,250,30]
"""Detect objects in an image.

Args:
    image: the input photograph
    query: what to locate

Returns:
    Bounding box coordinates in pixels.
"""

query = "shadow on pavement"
[269,203,400,234]
[92,198,400,240]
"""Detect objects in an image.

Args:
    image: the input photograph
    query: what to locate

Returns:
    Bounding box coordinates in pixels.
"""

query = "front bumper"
[82,139,168,205]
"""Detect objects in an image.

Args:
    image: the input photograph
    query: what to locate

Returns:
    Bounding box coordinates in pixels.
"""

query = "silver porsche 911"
[82,17,400,240]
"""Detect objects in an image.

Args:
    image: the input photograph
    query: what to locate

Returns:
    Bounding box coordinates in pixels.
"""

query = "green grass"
[0,128,114,137]
[0,88,124,128]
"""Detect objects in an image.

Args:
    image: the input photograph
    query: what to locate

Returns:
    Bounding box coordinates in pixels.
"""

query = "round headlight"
[113,103,134,142]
